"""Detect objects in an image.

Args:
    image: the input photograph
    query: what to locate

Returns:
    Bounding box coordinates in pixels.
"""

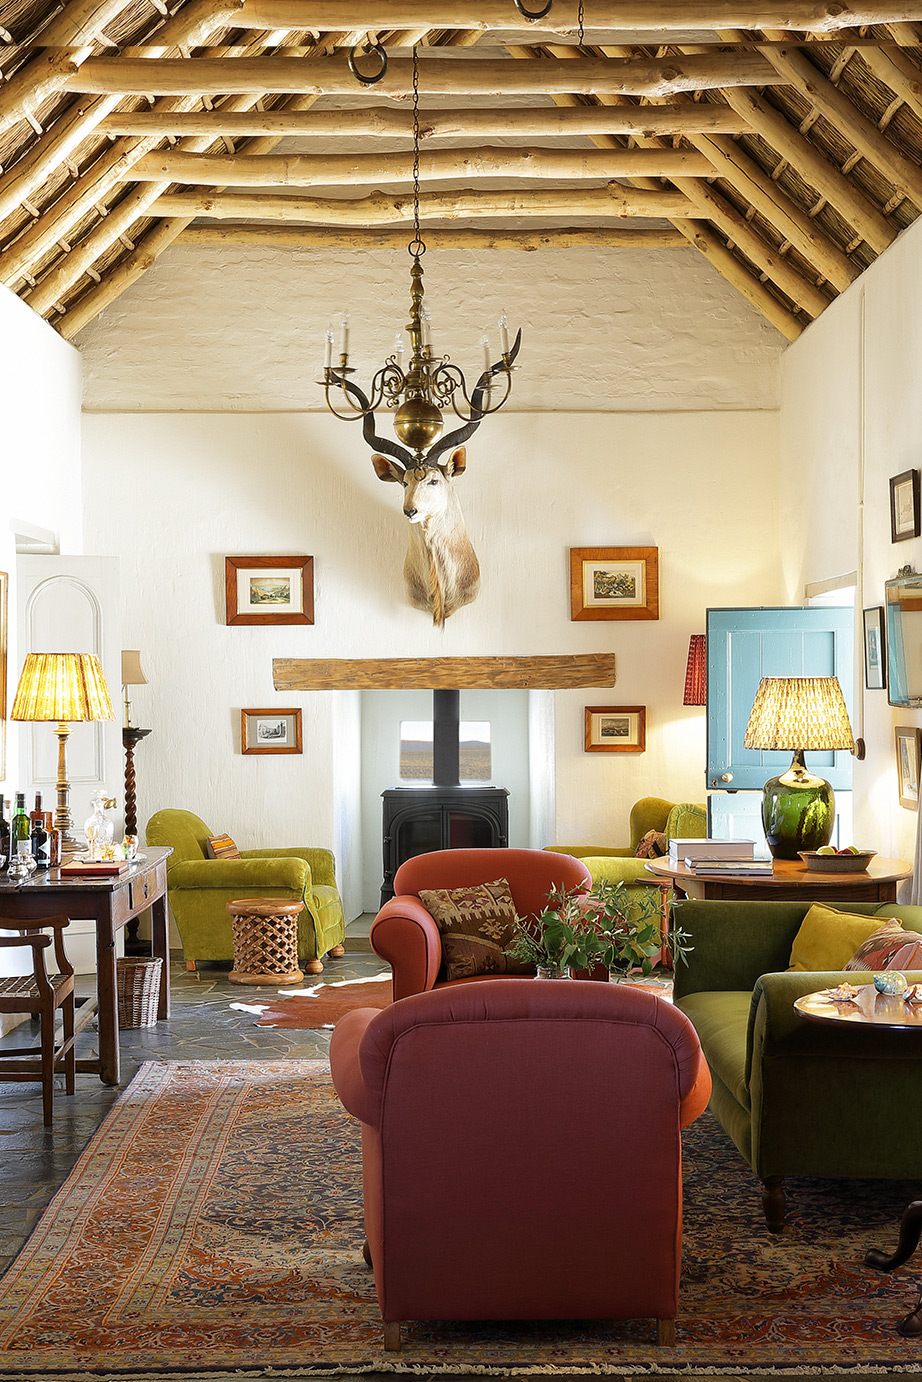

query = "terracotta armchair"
[369,847,592,1000]
[330,978,711,1352]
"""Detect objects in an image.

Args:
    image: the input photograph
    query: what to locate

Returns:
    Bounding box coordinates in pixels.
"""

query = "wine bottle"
[0,799,9,871]
[43,813,61,869]
[10,794,30,857]
[30,813,50,870]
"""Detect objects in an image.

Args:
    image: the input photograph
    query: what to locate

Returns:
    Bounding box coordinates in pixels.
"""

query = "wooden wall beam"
[272,655,617,690]
[179,224,690,248]
[124,145,716,185]
[232,2,922,33]
[63,51,784,98]
[98,103,752,138]
[145,184,705,223]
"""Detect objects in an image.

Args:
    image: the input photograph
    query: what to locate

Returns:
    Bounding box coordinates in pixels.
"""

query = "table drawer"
[130,860,165,913]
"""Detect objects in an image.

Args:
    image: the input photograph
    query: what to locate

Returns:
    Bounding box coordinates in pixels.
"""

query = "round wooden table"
[795,981,922,1336]
[644,855,912,902]
[226,897,305,986]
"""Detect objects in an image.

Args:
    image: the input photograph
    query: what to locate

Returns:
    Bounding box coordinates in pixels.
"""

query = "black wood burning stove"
[380,689,509,905]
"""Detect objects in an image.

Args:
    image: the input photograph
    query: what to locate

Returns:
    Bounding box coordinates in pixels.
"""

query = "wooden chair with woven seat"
[0,915,76,1127]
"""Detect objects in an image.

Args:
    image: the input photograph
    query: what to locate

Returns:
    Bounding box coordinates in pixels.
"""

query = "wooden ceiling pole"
[0,0,248,225]
[694,81,896,253]
[62,51,783,98]
[97,103,753,138]
[232,2,922,33]
[755,34,922,209]
[528,45,821,327]
[179,224,690,247]
[0,0,139,135]
[831,42,922,126]
[599,45,857,289]
[144,185,704,222]
[124,145,717,184]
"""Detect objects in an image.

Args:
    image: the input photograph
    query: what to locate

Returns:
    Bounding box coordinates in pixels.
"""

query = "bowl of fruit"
[798,846,877,873]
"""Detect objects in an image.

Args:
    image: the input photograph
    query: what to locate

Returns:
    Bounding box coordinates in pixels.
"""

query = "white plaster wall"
[0,284,83,989]
[780,217,922,868]
[81,407,782,916]
[77,242,782,414]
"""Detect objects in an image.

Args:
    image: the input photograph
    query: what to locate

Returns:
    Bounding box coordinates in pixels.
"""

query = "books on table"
[688,858,774,876]
[669,838,755,864]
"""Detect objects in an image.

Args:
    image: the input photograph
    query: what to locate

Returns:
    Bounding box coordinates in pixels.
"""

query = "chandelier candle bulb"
[324,329,333,370]
[340,314,349,357]
[394,332,404,367]
[500,312,509,356]
[481,334,491,375]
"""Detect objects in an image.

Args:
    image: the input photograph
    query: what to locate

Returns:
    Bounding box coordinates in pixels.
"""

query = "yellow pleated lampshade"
[10,653,115,723]
[744,676,855,753]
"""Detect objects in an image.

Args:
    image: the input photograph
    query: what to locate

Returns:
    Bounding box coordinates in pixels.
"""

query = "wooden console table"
[0,846,172,1086]
[644,855,912,903]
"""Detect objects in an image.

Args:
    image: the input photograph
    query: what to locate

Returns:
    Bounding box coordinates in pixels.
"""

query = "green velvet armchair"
[145,809,346,974]
[546,797,707,918]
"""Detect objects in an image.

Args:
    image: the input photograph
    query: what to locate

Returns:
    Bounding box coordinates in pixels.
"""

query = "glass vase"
[536,965,573,980]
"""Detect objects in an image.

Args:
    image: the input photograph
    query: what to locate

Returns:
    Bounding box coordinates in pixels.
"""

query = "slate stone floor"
[0,927,891,1381]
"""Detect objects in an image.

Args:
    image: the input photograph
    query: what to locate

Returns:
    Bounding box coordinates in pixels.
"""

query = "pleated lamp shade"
[10,653,115,723]
[744,676,855,752]
[683,635,707,707]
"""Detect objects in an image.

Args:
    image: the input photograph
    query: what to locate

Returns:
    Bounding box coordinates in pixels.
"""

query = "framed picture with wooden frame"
[569,547,658,621]
[862,605,887,690]
[241,708,303,755]
[585,705,646,753]
[890,470,921,543]
[225,556,314,626]
[895,724,920,809]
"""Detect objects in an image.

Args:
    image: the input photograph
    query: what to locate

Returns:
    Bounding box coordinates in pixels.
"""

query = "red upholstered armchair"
[330,979,711,1352]
[370,848,593,1000]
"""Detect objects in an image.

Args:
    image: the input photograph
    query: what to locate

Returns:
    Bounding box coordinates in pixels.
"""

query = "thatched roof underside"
[4,1,922,341]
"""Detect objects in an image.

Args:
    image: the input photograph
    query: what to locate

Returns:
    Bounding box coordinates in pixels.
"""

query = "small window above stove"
[399,721,491,783]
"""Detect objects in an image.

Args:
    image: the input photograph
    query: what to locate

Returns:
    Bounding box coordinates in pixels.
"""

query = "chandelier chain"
[411,45,423,256]
[578,0,584,47]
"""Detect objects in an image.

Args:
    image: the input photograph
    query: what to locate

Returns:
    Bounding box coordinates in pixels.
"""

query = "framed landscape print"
[863,605,886,690]
[241,708,303,755]
[890,470,921,543]
[895,725,920,809]
[225,556,314,626]
[569,547,658,621]
[585,705,646,753]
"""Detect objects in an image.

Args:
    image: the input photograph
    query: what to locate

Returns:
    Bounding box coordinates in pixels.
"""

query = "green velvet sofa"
[672,898,922,1231]
[146,809,346,972]
[547,797,706,918]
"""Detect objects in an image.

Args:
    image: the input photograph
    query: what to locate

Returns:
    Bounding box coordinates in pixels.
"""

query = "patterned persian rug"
[0,1059,920,1380]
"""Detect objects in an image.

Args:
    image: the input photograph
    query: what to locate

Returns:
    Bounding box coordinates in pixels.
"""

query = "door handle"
[721,772,733,783]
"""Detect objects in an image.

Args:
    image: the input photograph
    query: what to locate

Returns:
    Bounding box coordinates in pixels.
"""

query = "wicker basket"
[116,956,163,1029]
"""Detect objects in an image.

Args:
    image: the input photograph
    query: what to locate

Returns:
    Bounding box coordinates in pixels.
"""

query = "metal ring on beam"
[513,0,554,18]
[348,40,388,85]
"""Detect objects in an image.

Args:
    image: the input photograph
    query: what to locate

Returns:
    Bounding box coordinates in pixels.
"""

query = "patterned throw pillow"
[845,919,922,971]
[634,829,668,859]
[206,833,241,860]
[418,878,528,983]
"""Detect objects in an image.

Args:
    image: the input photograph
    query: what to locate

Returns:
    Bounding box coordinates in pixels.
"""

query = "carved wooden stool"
[226,897,305,986]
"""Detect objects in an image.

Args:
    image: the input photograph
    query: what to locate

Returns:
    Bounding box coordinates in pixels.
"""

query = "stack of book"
[668,838,772,876]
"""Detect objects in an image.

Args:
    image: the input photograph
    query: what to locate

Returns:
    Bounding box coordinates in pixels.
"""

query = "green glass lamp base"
[762,751,835,861]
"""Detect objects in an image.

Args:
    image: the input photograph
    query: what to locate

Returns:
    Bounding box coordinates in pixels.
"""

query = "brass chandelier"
[320,45,522,462]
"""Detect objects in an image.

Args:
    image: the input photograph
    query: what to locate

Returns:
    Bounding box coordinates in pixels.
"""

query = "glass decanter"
[84,791,116,861]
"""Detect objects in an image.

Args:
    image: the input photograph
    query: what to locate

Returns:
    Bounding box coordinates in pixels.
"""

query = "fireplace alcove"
[379,689,509,905]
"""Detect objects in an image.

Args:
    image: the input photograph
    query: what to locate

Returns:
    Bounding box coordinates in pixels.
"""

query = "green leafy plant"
[504,884,600,974]
[587,877,693,978]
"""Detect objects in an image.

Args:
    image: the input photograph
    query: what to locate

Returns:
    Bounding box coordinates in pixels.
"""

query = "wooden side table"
[795,982,922,1335]
[645,855,912,903]
[227,898,305,986]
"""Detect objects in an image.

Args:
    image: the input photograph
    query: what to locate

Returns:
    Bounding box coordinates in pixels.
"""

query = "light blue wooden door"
[706,606,854,793]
